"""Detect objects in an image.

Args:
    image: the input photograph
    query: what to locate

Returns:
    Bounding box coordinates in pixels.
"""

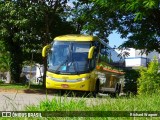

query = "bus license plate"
[61,84,69,88]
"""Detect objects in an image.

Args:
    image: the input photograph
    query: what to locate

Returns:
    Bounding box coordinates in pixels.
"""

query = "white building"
[104,46,160,68]
[124,48,160,67]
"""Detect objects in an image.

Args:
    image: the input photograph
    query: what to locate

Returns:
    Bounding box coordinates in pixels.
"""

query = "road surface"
[0,92,56,111]
[0,91,111,111]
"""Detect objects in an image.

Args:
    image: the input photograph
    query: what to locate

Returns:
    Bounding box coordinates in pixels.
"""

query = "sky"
[108,31,127,48]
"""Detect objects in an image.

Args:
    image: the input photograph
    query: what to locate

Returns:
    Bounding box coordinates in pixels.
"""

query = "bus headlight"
[77,76,90,81]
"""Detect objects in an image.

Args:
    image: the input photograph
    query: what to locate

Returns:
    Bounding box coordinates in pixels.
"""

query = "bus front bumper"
[46,78,92,91]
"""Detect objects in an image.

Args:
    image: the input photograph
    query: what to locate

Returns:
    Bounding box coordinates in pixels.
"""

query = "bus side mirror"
[42,45,51,57]
[88,46,95,59]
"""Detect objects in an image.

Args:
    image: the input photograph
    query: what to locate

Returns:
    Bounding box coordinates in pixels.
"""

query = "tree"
[72,0,160,53]
[70,0,118,42]
[0,41,11,83]
[114,0,160,53]
[0,1,76,83]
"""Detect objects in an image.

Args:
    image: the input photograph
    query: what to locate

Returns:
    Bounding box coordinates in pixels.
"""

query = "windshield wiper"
[54,58,68,74]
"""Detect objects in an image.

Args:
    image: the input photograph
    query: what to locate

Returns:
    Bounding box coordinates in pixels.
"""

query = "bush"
[0,80,4,84]
[123,69,140,94]
[138,57,160,95]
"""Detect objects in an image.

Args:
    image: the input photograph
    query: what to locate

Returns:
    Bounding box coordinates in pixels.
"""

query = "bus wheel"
[93,80,99,98]
[118,84,121,95]
[110,83,121,98]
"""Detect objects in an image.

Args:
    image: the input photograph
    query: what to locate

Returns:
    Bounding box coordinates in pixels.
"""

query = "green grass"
[0,83,43,90]
[93,94,160,111]
[26,97,87,111]
[24,93,160,120]
[1,83,159,120]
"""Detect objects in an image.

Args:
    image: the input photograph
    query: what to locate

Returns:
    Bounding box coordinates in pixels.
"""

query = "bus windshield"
[48,41,91,74]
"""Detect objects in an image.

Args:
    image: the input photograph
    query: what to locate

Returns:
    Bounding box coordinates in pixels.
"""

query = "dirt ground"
[0,86,56,94]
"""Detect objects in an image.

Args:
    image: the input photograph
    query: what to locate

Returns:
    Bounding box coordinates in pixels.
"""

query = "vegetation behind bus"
[0,1,76,84]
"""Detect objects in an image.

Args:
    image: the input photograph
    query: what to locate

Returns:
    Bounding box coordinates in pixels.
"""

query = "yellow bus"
[42,34,100,97]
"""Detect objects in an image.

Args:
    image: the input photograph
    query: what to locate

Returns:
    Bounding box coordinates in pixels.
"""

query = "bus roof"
[54,34,99,42]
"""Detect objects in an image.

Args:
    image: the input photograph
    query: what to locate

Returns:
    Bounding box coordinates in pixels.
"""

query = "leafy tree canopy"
[0,41,10,73]
[0,0,76,82]
[73,0,160,53]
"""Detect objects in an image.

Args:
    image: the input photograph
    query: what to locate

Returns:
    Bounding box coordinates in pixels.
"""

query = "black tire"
[93,80,100,98]
[118,84,121,95]
[110,83,121,98]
